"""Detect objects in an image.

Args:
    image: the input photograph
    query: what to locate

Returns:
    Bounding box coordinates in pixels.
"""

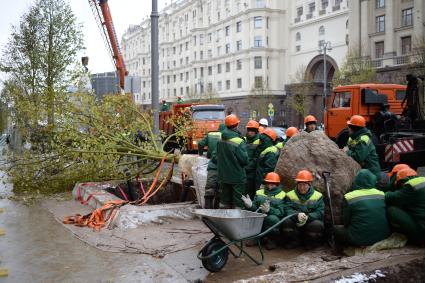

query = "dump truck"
[325,80,425,169]
[160,103,225,152]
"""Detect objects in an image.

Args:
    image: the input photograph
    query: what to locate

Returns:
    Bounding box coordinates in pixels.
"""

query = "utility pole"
[318,41,332,117]
[151,0,160,137]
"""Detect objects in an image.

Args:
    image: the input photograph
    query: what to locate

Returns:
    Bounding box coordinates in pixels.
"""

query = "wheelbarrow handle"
[253,213,297,239]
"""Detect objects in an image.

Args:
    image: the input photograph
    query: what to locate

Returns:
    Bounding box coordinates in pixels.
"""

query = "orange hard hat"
[259,126,265,134]
[263,128,277,141]
[304,115,317,124]
[388,164,410,177]
[286,127,299,138]
[246,120,260,129]
[224,114,240,127]
[347,115,366,127]
[264,172,281,184]
[396,168,417,183]
[295,170,313,183]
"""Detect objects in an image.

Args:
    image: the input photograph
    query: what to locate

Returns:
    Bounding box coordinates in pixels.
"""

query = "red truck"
[160,103,225,152]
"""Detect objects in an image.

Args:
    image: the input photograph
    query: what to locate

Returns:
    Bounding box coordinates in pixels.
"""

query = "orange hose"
[141,157,175,204]
[140,154,167,201]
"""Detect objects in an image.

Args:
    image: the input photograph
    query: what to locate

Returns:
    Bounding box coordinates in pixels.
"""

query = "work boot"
[263,237,278,250]
[204,196,214,209]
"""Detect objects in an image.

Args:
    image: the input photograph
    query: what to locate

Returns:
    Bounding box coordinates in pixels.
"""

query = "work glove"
[241,194,252,208]
[297,213,308,227]
[260,201,270,214]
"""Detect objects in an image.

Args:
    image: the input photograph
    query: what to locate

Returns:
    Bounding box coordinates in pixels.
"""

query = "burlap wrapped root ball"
[275,130,361,225]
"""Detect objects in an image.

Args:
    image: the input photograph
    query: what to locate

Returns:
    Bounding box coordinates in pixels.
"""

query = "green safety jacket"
[250,187,286,218]
[385,176,425,232]
[383,174,404,192]
[245,134,260,181]
[286,187,324,223]
[275,142,284,150]
[343,169,391,246]
[198,124,225,170]
[346,127,381,179]
[216,127,249,184]
[255,135,278,189]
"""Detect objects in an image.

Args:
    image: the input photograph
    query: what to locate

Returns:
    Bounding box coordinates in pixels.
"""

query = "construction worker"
[245,120,261,199]
[160,100,170,111]
[255,128,279,190]
[304,115,318,133]
[344,115,381,180]
[242,172,286,250]
[275,137,285,153]
[176,96,183,104]
[259,118,269,128]
[198,123,226,209]
[216,114,249,208]
[281,170,324,249]
[384,164,411,192]
[285,126,299,142]
[334,169,391,249]
[385,168,425,245]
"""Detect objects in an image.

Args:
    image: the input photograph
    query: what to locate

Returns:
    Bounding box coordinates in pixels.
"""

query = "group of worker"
[197,112,425,251]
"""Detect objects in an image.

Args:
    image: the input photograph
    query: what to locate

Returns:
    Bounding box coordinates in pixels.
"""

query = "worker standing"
[344,115,381,180]
[255,128,278,190]
[242,172,286,250]
[281,170,324,249]
[333,169,391,249]
[160,100,170,111]
[198,123,226,209]
[304,115,318,133]
[385,168,425,245]
[216,114,249,208]
[384,164,410,192]
[245,120,261,199]
[259,118,269,129]
[285,127,299,142]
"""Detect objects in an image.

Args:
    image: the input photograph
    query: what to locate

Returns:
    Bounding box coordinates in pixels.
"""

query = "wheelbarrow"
[193,209,295,272]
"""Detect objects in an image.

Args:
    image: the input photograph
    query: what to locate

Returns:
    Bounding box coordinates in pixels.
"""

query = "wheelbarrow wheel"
[201,239,229,272]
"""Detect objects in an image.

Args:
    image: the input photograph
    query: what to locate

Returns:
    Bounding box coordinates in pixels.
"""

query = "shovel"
[322,171,336,249]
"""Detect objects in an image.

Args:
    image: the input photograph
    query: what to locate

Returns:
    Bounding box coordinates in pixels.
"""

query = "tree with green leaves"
[332,49,376,86]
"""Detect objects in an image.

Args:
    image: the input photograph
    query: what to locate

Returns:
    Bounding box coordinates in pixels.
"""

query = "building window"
[226,80,231,90]
[236,59,242,70]
[217,81,222,91]
[186,86,189,95]
[185,42,189,50]
[296,32,301,41]
[180,73,183,81]
[297,6,303,17]
[319,25,325,36]
[375,41,384,58]
[217,46,221,56]
[376,0,384,9]
[180,87,183,96]
[200,34,204,45]
[296,45,301,52]
[217,64,222,74]
[173,47,176,54]
[208,66,212,76]
[225,43,230,54]
[236,21,242,32]
[401,36,412,55]
[321,0,328,10]
[173,75,176,82]
[207,83,212,92]
[256,0,265,8]
[200,67,204,77]
[236,40,242,51]
[193,35,197,45]
[402,8,413,27]
[186,72,189,81]
[207,33,212,43]
[254,16,262,28]
[309,2,316,13]
[254,56,262,69]
[376,15,385,32]
[225,25,230,36]
[237,78,242,88]
[226,62,230,72]
[174,88,177,97]
[254,36,262,47]
[254,76,263,88]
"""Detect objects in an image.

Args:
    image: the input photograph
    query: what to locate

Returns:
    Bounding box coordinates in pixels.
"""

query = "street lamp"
[318,41,332,112]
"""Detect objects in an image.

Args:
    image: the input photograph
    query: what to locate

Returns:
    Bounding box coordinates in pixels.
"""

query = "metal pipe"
[324,48,327,112]
[151,0,160,137]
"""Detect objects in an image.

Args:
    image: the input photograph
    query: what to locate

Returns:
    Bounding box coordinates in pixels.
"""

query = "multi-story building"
[349,0,425,81]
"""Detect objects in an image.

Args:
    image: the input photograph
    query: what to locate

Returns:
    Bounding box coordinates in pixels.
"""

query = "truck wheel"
[201,239,229,272]
[335,128,349,149]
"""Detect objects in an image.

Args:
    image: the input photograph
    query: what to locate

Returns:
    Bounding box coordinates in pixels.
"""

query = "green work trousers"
[387,206,423,243]
[219,183,246,209]
[281,219,324,245]
[245,178,256,200]
[263,215,281,236]
[204,169,218,197]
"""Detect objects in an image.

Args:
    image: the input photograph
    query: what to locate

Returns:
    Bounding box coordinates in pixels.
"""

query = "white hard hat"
[259,118,269,127]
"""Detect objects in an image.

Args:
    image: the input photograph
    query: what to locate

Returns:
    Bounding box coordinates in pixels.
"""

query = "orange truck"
[325,83,425,169]
[159,103,225,152]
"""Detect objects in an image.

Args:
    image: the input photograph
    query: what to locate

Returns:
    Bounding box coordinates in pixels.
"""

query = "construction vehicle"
[160,104,225,152]
[89,0,128,91]
[325,79,425,169]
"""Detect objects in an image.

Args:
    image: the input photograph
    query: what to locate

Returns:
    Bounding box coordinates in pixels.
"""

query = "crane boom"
[90,0,128,91]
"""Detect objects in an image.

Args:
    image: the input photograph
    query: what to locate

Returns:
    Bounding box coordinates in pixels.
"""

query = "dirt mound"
[275,130,360,225]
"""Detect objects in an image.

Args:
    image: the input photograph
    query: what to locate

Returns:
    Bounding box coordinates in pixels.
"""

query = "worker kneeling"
[385,168,425,245]
[241,172,285,250]
[281,170,324,249]
[333,169,391,250]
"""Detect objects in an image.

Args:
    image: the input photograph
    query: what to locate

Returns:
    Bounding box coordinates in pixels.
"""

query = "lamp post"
[151,0,159,136]
[318,41,332,113]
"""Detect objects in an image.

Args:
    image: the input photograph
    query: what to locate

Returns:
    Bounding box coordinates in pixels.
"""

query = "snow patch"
[334,270,386,283]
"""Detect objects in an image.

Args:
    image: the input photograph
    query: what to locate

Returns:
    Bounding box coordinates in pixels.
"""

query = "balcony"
[393,55,411,65]
[371,59,383,68]
[306,13,313,20]
[332,5,340,11]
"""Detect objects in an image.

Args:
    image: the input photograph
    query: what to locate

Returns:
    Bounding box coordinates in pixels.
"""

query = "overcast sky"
[0,0,167,79]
